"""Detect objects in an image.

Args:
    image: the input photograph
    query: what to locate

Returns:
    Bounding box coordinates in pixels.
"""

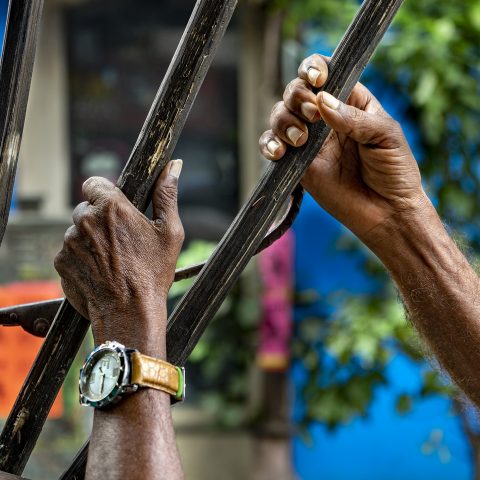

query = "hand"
[259,54,428,248]
[54,160,184,355]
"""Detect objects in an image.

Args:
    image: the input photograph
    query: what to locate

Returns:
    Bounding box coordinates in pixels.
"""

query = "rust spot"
[148,128,173,176]
[12,408,29,443]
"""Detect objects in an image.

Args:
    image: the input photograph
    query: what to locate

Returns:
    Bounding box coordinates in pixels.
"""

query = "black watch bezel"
[79,341,137,408]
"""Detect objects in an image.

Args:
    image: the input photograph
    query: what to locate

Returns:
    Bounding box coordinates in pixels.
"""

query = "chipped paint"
[12,408,29,442]
[148,127,173,176]
[1,131,21,172]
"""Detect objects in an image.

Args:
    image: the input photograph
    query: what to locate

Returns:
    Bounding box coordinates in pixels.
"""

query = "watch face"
[81,349,122,402]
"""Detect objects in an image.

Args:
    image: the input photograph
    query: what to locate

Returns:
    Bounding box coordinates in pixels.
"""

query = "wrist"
[362,192,444,271]
[94,386,171,418]
[90,300,168,359]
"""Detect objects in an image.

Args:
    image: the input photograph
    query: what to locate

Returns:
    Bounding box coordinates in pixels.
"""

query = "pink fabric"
[257,229,294,371]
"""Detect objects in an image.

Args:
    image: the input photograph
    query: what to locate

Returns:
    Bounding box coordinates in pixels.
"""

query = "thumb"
[316,91,399,148]
[151,159,182,222]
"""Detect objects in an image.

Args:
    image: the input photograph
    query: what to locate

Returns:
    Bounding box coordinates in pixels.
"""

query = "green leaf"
[396,394,413,415]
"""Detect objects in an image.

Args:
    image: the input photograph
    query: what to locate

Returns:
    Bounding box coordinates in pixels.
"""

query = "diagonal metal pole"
[166,0,405,365]
[0,0,237,474]
[0,0,44,246]
[0,472,29,480]
[59,0,405,478]
[0,183,304,337]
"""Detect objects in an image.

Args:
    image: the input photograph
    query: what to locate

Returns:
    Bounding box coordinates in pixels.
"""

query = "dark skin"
[55,54,480,479]
[260,54,480,408]
[55,160,185,480]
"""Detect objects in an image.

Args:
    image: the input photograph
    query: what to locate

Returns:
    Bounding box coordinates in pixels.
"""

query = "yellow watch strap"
[130,351,181,397]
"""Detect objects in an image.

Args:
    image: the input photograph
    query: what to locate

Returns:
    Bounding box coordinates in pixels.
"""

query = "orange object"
[0,281,63,418]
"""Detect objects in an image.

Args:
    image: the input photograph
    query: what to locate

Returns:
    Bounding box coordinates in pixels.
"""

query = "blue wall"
[0,0,6,33]
[291,43,472,479]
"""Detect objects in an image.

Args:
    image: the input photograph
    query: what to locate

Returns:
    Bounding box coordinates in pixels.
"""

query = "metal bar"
[0,0,237,474]
[166,0,405,366]
[0,0,44,246]
[58,441,88,480]
[60,0,404,477]
[0,472,29,480]
[0,184,303,338]
[0,299,62,336]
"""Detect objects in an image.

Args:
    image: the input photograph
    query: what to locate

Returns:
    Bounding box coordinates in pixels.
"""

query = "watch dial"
[83,351,121,401]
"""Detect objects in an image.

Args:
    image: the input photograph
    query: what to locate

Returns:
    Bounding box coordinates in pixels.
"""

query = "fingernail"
[321,92,340,110]
[301,102,318,121]
[308,67,320,86]
[169,159,183,179]
[286,126,305,145]
[267,140,280,156]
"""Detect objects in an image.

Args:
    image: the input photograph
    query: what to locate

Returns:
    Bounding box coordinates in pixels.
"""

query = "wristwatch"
[79,341,185,408]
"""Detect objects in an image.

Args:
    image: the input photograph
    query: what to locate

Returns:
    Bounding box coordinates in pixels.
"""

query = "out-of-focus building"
[3,0,272,282]
[1,1,283,478]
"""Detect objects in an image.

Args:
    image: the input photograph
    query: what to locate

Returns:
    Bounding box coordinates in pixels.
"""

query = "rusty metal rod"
[60,0,404,477]
[166,0,405,366]
[0,0,44,245]
[0,0,237,474]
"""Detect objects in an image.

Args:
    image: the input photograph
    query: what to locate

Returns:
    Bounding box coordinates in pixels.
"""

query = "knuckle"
[169,222,185,246]
[306,53,322,67]
[54,250,69,275]
[311,53,324,61]
[389,118,402,133]
[387,118,406,147]
[284,79,296,97]
[53,252,63,273]
[114,198,133,219]
[102,189,119,206]
[349,107,364,121]
[283,79,304,105]
[299,54,327,75]
[154,217,184,247]
[98,191,122,217]
[60,278,68,296]
[271,101,284,117]
[63,225,78,249]
[343,106,366,130]
[77,210,95,230]
[270,105,290,131]
[156,184,177,205]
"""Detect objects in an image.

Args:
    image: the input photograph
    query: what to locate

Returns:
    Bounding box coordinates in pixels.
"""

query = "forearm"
[87,390,183,480]
[367,196,480,406]
[85,307,184,480]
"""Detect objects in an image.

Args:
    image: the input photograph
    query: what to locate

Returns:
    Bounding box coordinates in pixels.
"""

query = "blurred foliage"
[169,241,260,427]
[169,241,218,298]
[275,0,480,239]
[166,0,480,437]
[294,279,456,430]
[271,0,480,440]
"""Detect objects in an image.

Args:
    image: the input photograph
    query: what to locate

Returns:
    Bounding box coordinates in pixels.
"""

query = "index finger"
[82,176,117,205]
[298,54,329,89]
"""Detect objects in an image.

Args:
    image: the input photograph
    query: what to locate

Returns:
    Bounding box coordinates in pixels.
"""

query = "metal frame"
[0,0,405,478]
[0,0,44,245]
